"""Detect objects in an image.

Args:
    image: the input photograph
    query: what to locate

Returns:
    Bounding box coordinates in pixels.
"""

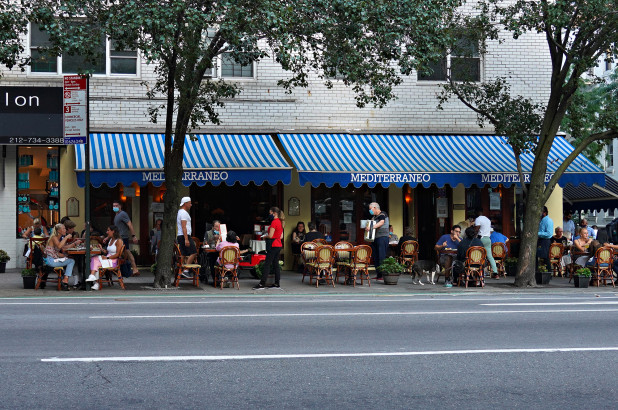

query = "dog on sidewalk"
[411,260,440,285]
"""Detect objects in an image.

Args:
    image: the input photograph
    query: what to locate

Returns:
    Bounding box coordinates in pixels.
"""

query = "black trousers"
[259,246,282,286]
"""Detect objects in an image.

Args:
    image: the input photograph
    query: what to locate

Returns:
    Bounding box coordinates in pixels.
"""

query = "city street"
[1,292,617,409]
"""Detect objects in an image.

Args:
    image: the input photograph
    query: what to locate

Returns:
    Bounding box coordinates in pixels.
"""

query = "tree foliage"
[433,0,618,286]
[5,0,461,286]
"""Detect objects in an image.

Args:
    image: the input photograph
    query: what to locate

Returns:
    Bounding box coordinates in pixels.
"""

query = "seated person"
[204,220,222,282]
[61,220,83,250]
[291,222,306,255]
[44,223,76,291]
[303,221,325,242]
[490,227,509,254]
[86,225,124,291]
[215,231,249,269]
[397,227,417,255]
[551,227,571,273]
[388,225,399,243]
[454,227,483,282]
[434,225,462,287]
[573,227,595,267]
[22,217,50,238]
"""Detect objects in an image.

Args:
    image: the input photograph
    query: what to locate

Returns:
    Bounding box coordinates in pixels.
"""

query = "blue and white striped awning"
[75,133,291,187]
[278,134,604,188]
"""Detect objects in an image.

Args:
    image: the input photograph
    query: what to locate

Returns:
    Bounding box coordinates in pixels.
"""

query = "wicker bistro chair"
[301,241,318,283]
[592,247,615,287]
[491,242,508,278]
[214,246,241,289]
[173,243,201,287]
[461,246,487,288]
[313,238,328,245]
[548,242,565,277]
[30,237,63,291]
[399,240,419,276]
[333,241,354,284]
[343,245,372,287]
[97,244,127,291]
[306,245,336,287]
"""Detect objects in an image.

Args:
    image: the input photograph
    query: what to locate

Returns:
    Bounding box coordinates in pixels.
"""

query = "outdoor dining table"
[333,247,356,285]
[66,245,104,289]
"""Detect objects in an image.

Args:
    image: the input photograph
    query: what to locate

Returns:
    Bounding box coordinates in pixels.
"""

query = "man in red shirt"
[253,206,284,289]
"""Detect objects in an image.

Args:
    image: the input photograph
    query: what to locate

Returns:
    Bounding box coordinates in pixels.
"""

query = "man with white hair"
[366,202,389,280]
[177,196,197,268]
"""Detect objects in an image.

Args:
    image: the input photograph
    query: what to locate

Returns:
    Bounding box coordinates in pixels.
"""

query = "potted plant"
[535,264,551,285]
[0,250,10,273]
[21,268,37,289]
[574,267,591,288]
[378,257,405,285]
[504,257,518,276]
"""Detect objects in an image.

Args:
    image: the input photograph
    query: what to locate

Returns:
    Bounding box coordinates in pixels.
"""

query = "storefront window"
[17,147,60,237]
[312,184,387,243]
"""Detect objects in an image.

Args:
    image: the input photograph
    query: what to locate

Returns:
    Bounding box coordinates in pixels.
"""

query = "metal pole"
[84,75,91,290]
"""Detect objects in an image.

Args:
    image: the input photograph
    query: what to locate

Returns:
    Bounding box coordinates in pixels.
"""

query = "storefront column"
[388,185,403,237]
[452,184,466,226]
[1,146,19,269]
[60,146,85,229]
[546,185,563,230]
[282,169,311,270]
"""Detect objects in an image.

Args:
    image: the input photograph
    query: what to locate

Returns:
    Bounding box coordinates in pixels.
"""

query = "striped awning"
[278,134,604,188]
[75,133,291,187]
[564,174,618,212]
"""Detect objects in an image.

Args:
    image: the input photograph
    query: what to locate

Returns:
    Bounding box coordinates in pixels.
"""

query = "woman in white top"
[86,225,124,290]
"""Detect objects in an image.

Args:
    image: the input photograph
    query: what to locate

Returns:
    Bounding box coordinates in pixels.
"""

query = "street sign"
[63,75,87,144]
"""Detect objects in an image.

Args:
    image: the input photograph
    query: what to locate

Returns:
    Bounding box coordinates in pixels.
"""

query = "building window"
[30,23,138,76]
[17,147,60,237]
[220,53,254,78]
[418,37,480,82]
[607,144,614,169]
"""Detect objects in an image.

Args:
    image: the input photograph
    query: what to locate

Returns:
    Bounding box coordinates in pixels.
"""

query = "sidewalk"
[1,267,616,297]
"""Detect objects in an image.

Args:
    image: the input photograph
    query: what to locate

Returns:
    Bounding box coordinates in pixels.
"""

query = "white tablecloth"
[250,240,266,253]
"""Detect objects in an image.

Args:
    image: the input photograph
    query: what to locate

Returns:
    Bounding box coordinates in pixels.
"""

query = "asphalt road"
[1,293,617,409]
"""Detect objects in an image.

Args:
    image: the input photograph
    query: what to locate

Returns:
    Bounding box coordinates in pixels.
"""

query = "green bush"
[537,264,548,273]
[21,268,37,277]
[377,257,404,274]
[0,250,10,263]
[576,267,592,277]
[505,257,518,266]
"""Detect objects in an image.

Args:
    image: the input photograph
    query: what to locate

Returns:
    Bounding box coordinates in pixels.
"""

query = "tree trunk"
[514,177,544,287]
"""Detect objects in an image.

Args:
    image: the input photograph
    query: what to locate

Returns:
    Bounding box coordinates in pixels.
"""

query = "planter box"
[506,265,517,276]
[574,275,590,288]
[0,262,6,273]
[535,271,551,285]
[22,276,36,289]
[383,273,400,285]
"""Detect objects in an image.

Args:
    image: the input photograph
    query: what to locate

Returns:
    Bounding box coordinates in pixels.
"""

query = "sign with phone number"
[0,136,66,145]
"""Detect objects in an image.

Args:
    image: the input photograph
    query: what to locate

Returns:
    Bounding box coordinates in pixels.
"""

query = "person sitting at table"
[86,225,124,291]
[454,227,483,283]
[490,227,509,253]
[203,221,222,283]
[551,226,571,274]
[435,225,462,287]
[44,223,76,291]
[303,221,325,242]
[396,227,417,255]
[388,225,399,243]
[573,226,596,267]
[22,217,49,239]
[215,231,248,268]
[291,222,306,255]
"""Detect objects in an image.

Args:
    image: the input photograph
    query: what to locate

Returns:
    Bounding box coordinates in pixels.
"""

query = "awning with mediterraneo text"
[277,134,604,188]
[75,133,292,187]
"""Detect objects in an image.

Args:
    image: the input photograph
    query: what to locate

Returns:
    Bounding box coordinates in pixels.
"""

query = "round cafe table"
[66,246,103,290]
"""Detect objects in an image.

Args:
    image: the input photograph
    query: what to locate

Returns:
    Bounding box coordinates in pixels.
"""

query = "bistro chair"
[342,245,372,287]
[399,240,419,276]
[29,237,63,291]
[592,247,615,287]
[173,243,201,287]
[333,241,354,284]
[313,238,328,245]
[306,245,335,287]
[548,242,565,277]
[191,237,201,253]
[461,246,487,288]
[301,241,318,283]
[97,244,127,291]
[491,242,508,278]
[214,246,241,289]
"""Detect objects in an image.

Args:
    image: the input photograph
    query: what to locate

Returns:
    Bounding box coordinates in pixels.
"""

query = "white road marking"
[42,347,618,363]
[90,308,618,319]
[482,302,618,306]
